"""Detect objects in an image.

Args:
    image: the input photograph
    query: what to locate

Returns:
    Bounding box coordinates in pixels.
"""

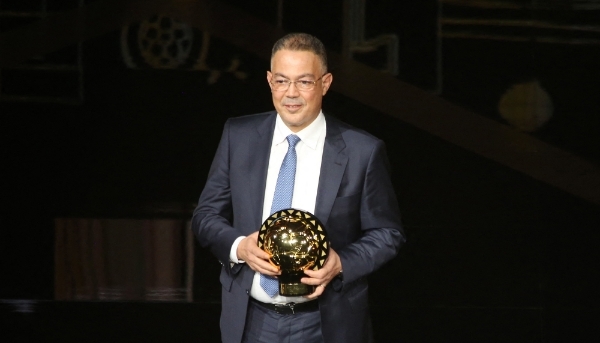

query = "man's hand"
[237,231,280,276]
[302,248,342,299]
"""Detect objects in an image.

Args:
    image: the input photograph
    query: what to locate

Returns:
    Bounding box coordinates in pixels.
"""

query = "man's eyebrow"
[273,72,316,79]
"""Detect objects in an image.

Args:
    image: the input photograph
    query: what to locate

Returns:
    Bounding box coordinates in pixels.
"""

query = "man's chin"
[281,118,306,132]
[283,105,303,114]
[280,111,303,121]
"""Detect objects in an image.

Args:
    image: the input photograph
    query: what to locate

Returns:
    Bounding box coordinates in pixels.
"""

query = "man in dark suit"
[192,33,405,343]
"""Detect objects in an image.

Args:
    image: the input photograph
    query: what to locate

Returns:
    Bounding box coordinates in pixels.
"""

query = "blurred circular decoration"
[498,80,553,132]
[137,14,194,69]
[121,14,247,83]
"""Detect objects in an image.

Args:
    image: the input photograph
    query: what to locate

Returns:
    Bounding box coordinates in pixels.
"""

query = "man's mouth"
[284,104,302,111]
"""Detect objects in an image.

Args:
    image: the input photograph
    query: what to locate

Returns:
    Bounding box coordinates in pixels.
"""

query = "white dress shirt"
[230,111,326,303]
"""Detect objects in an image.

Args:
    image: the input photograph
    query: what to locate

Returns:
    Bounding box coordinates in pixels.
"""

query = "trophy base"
[279,283,315,296]
[278,271,315,296]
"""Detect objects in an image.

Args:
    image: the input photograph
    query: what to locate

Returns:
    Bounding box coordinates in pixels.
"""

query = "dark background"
[1,0,599,342]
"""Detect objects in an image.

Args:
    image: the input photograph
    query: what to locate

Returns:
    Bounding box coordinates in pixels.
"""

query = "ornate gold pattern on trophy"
[257,209,330,296]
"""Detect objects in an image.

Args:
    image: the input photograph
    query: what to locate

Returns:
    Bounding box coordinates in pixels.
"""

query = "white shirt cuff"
[229,236,246,263]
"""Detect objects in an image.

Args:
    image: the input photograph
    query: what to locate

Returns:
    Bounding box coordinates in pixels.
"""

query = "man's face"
[267,50,332,132]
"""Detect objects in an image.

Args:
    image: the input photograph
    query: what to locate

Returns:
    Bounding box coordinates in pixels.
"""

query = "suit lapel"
[315,116,348,226]
[247,112,276,229]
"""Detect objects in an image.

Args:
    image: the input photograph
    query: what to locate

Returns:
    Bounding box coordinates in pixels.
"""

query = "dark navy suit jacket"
[192,111,405,343]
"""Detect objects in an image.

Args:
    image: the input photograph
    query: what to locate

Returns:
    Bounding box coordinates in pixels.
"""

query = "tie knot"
[286,134,301,148]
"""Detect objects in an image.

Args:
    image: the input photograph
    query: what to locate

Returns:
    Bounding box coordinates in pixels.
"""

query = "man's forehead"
[272,72,316,79]
[271,49,319,63]
[270,50,323,74]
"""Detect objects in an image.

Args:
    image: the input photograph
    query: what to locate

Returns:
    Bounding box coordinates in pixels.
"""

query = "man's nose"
[285,82,300,96]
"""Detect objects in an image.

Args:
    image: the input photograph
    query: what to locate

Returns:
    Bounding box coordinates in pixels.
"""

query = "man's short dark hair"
[271,33,328,73]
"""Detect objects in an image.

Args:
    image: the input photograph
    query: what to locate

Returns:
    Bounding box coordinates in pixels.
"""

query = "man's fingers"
[251,245,271,260]
[240,236,279,274]
[302,268,330,284]
[302,268,322,279]
[304,283,326,299]
[238,232,270,261]
[249,256,279,275]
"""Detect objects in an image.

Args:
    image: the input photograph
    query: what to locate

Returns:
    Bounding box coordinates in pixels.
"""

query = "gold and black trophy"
[257,208,330,296]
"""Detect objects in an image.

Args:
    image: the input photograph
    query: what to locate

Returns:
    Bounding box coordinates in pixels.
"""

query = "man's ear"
[322,73,333,95]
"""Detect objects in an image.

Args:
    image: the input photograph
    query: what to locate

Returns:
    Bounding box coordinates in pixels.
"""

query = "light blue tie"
[260,134,301,297]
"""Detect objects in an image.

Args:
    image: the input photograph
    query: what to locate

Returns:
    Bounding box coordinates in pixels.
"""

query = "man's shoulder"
[325,114,382,146]
[221,111,277,137]
[227,111,276,126]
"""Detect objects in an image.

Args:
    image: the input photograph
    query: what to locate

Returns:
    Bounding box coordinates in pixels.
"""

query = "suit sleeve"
[192,119,241,266]
[335,140,406,288]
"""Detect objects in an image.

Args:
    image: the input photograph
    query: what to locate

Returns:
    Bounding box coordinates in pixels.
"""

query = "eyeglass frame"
[269,73,329,92]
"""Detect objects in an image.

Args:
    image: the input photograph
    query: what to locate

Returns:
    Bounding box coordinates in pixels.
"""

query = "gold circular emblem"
[257,208,330,296]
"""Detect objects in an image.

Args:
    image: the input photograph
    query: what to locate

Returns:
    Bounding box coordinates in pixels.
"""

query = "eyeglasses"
[270,74,327,91]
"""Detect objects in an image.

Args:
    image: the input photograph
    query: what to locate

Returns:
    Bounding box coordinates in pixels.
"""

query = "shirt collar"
[273,111,325,150]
